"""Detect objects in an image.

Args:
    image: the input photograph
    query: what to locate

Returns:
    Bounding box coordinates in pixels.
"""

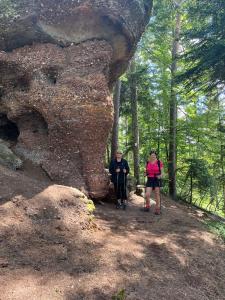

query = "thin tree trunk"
[130,59,140,185]
[125,116,129,148]
[168,10,181,200]
[216,95,225,213]
[157,108,160,155]
[190,172,193,204]
[111,79,121,160]
[221,134,225,213]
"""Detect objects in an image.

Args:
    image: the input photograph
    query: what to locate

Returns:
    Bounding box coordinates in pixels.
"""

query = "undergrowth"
[86,199,95,214]
[112,289,126,300]
[204,219,225,242]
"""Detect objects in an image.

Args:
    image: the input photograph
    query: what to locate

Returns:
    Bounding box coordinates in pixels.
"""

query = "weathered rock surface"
[0,139,22,170]
[0,0,151,198]
[0,0,152,83]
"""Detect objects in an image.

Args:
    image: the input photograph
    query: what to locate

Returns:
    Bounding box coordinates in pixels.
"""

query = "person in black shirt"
[109,150,130,209]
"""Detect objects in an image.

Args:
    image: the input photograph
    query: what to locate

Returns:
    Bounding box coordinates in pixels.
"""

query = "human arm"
[123,160,130,174]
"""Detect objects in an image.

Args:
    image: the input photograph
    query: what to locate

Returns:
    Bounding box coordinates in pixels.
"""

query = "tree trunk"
[221,139,225,213]
[168,10,181,200]
[111,79,121,160]
[130,59,140,185]
[216,95,225,213]
[190,171,193,204]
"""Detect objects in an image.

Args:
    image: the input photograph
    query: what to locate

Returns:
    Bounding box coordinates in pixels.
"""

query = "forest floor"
[0,164,225,300]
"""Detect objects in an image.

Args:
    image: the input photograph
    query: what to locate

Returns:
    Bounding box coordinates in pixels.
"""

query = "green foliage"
[119,0,178,182]
[204,220,225,242]
[117,0,225,216]
[112,289,126,300]
[186,158,213,190]
[178,0,225,92]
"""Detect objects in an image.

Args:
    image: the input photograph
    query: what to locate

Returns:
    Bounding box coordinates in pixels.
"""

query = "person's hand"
[157,175,161,179]
[123,168,126,173]
[144,170,147,177]
[116,168,120,173]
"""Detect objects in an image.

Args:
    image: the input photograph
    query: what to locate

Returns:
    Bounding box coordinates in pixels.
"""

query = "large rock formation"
[0,0,151,198]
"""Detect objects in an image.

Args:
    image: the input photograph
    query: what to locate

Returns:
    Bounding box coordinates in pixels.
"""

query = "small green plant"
[204,220,225,242]
[112,289,126,300]
[86,200,95,214]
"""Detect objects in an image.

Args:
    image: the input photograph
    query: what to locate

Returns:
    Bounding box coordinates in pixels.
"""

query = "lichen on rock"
[0,0,18,19]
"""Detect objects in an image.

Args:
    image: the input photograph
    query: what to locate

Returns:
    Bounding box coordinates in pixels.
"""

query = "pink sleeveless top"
[146,160,163,178]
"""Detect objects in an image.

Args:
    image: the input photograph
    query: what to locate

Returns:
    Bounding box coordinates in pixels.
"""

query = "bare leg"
[155,187,160,212]
[145,187,152,208]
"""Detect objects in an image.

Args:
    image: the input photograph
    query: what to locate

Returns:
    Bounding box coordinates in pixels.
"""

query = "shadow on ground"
[0,166,225,300]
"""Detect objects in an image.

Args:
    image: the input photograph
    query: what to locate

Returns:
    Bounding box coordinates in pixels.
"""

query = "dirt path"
[92,195,225,300]
[0,167,225,300]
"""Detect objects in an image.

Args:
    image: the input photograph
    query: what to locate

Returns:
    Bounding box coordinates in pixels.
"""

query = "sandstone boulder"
[0,0,151,198]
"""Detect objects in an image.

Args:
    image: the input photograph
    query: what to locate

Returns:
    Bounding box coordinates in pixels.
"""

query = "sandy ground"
[0,165,225,300]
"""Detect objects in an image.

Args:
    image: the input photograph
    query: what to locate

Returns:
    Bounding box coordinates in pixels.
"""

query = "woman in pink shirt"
[144,150,163,214]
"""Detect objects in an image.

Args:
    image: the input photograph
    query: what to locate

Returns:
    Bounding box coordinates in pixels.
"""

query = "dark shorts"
[146,177,161,189]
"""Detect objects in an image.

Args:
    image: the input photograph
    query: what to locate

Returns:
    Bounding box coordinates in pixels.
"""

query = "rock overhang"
[0,0,152,84]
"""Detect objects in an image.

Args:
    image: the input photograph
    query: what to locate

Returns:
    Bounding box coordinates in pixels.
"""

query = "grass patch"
[204,219,225,242]
[112,289,126,300]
